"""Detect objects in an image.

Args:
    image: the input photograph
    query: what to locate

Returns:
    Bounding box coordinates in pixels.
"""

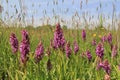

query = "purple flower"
[107,33,112,45]
[96,42,104,59]
[97,60,111,75]
[9,33,18,53]
[111,45,117,58]
[35,41,44,63]
[65,41,72,58]
[73,41,79,54]
[20,30,30,64]
[53,23,66,49]
[20,40,30,64]
[101,35,107,42]
[86,50,92,61]
[92,39,97,46]
[22,30,29,42]
[81,29,86,41]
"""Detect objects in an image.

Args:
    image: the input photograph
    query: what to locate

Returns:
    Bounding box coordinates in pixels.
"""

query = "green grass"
[0,25,120,80]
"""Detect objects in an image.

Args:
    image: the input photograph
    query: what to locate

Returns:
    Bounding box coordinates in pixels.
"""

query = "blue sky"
[1,0,120,26]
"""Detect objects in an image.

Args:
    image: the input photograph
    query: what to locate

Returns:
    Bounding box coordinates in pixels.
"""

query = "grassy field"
[0,24,120,80]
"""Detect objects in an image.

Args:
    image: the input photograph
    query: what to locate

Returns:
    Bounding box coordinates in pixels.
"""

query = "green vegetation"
[0,25,120,80]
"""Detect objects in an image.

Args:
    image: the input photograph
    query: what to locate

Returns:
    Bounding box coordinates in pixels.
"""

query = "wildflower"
[20,30,30,64]
[86,50,92,61]
[53,23,66,49]
[9,33,18,53]
[111,45,117,58]
[65,41,72,58]
[82,29,86,41]
[96,42,104,59]
[101,35,107,42]
[107,33,112,45]
[97,59,111,75]
[93,33,96,37]
[92,39,97,46]
[35,41,44,63]
[47,59,52,71]
[21,30,30,44]
[73,41,79,54]
[20,40,30,64]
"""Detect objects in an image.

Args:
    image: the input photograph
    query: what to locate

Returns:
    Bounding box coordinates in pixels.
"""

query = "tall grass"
[0,25,120,80]
[0,0,120,80]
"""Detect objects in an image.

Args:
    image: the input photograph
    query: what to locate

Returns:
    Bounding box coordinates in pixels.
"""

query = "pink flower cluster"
[9,33,18,53]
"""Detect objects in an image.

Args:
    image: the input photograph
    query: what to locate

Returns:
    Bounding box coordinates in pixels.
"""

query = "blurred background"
[0,0,120,29]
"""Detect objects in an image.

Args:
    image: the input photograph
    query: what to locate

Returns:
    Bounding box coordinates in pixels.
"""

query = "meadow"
[0,24,120,80]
